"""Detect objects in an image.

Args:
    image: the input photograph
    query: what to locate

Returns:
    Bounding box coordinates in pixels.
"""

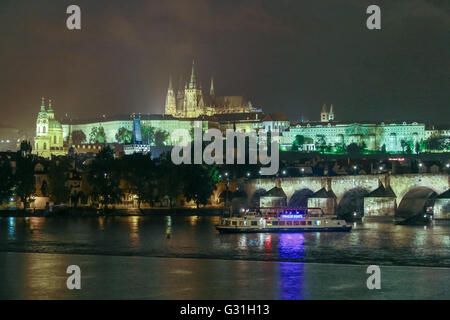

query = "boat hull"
[216,226,352,233]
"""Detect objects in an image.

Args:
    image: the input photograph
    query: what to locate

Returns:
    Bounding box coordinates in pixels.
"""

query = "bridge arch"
[337,187,370,217]
[288,188,314,208]
[397,187,437,218]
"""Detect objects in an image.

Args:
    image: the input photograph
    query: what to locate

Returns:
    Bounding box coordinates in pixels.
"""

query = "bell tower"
[321,103,329,122]
[164,76,177,116]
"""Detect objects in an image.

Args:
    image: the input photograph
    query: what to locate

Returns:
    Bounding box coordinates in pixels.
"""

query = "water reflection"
[0,216,448,268]
[278,233,305,260]
[98,217,105,230]
[187,216,199,227]
[278,262,305,300]
[166,216,172,239]
[8,217,15,241]
[238,233,247,249]
[128,216,140,246]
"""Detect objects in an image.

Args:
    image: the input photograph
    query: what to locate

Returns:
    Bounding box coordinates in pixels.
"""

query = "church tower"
[33,98,65,159]
[328,104,335,121]
[183,60,204,117]
[34,97,51,158]
[164,76,177,116]
[210,77,215,97]
[321,103,329,122]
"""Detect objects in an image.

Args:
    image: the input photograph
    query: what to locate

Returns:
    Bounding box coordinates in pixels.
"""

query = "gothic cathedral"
[165,61,258,118]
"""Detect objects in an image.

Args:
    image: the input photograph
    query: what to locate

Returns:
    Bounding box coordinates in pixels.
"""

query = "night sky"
[0,0,449,130]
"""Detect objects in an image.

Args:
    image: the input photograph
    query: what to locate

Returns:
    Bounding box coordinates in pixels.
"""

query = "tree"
[0,158,14,204]
[361,142,368,154]
[380,144,387,153]
[405,142,412,154]
[70,191,84,209]
[89,126,107,143]
[142,126,155,145]
[335,143,346,154]
[115,127,132,144]
[291,135,305,151]
[47,159,71,204]
[346,143,362,156]
[154,130,170,147]
[14,153,35,209]
[415,141,421,154]
[425,136,448,151]
[71,130,87,145]
[122,153,156,208]
[89,127,98,143]
[400,140,408,153]
[182,165,219,208]
[87,146,122,209]
[20,141,32,156]
[155,154,182,208]
[316,136,327,153]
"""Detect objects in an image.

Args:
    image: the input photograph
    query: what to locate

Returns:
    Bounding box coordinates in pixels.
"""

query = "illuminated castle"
[165,61,259,118]
[33,98,66,158]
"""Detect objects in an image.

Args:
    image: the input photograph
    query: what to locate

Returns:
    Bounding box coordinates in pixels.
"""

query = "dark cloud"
[0,0,448,129]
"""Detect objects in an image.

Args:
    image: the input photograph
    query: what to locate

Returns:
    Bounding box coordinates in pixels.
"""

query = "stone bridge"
[241,174,449,217]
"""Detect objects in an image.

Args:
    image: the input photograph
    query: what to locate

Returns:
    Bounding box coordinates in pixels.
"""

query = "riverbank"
[0,207,225,217]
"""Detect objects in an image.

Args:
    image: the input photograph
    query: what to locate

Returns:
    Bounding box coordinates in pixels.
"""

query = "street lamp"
[246,172,251,177]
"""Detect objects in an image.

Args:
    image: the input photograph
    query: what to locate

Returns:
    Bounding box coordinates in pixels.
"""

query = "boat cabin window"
[279,221,285,226]
[232,221,238,226]
[225,220,230,226]
[272,221,278,226]
[294,221,300,225]
[315,221,321,226]
[307,221,312,225]
[300,221,306,225]
[287,221,293,226]
[251,221,258,226]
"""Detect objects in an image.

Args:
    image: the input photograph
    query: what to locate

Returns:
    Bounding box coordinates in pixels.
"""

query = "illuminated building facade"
[62,114,209,147]
[280,105,430,153]
[281,121,427,153]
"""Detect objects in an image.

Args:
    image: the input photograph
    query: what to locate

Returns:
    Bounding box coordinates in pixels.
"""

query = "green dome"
[48,119,62,129]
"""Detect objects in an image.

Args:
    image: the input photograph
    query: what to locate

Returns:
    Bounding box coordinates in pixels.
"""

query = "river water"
[0,215,449,299]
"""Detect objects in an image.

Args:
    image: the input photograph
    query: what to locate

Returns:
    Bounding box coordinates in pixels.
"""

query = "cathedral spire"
[210,77,215,96]
[41,97,46,112]
[48,99,53,111]
[189,60,197,89]
[168,76,173,91]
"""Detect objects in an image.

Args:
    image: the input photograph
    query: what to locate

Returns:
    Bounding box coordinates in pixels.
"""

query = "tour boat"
[216,207,352,233]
